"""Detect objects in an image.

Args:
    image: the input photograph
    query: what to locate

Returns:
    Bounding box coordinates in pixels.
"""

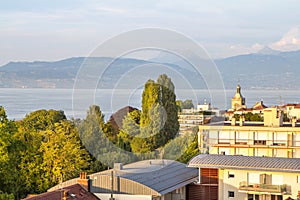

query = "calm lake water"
[0,88,299,120]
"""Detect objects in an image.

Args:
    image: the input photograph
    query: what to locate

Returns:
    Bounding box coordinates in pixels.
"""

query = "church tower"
[231,84,246,110]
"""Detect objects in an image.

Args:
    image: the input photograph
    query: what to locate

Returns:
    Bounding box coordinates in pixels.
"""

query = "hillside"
[1,48,300,89]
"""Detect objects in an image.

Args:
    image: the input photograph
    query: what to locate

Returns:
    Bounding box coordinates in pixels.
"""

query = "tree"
[120,110,140,138]
[78,105,137,169]
[14,109,89,196]
[156,74,179,143]
[140,79,160,127]
[117,109,141,152]
[0,106,18,199]
[14,110,67,194]
[140,74,179,150]
[78,105,109,172]
[130,137,151,153]
[182,99,194,109]
[177,127,200,163]
[176,100,182,112]
[234,113,263,122]
[0,191,14,200]
[108,106,138,141]
[39,120,90,185]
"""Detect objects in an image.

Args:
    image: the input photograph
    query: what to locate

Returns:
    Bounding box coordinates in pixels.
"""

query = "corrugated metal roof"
[188,154,300,172]
[90,159,198,195]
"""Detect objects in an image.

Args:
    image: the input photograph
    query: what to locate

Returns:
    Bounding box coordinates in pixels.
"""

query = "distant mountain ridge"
[257,46,281,55]
[215,48,300,89]
[1,48,300,89]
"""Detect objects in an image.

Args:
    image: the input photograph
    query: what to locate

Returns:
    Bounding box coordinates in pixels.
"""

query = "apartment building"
[187,154,300,200]
[198,107,300,157]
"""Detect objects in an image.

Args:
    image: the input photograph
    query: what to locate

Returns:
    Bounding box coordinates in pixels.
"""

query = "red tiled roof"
[25,184,100,200]
[285,103,297,107]
[294,104,300,109]
[226,111,234,114]
[236,108,253,112]
[253,105,267,110]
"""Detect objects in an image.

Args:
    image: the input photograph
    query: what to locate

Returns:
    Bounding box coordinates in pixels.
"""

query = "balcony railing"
[207,138,300,147]
[239,182,290,194]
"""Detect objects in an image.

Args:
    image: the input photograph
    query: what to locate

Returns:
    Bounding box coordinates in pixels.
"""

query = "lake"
[0,88,299,120]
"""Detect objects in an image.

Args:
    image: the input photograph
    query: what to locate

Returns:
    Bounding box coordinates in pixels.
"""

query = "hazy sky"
[1,0,300,65]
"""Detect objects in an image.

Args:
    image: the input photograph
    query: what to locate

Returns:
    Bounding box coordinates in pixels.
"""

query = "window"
[260,174,271,184]
[248,194,253,200]
[297,175,300,183]
[228,191,234,198]
[228,172,235,178]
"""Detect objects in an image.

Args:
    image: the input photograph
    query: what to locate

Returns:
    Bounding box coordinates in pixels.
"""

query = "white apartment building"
[188,154,300,200]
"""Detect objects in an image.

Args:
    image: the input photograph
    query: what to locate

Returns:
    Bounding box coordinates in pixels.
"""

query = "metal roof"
[188,154,300,173]
[90,159,198,196]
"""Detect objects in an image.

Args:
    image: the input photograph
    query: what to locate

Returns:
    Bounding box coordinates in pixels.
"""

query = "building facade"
[199,107,300,158]
[188,154,300,200]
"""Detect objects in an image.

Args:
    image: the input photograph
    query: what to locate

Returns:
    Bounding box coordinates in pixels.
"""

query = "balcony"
[235,139,248,145]
[254,140,266,145]
[239,182,290,194]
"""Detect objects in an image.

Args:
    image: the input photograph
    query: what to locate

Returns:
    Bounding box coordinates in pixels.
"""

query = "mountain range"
[1,47,300,89]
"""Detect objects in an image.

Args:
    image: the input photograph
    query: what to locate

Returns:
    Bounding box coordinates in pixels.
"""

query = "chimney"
[292,117,297,127]
[62,190,68,200]
[77,172,90,191]
[239,115,245,126]
[231,117,236,126]
[114,163,123,170]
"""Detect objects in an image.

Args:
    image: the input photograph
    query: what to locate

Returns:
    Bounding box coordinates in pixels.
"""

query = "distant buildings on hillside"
[178,100,225,134]
[226,84,267,120]
[226,84,300,122]
[198,84,300,158]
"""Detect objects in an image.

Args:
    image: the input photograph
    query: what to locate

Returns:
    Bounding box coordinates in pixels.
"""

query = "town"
[21,84,300,200]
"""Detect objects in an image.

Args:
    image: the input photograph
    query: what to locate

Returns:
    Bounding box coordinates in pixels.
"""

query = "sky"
[1,0,300,65]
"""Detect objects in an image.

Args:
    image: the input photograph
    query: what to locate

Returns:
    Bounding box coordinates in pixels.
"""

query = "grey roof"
[188,154,300,173]
[91,159,198,195]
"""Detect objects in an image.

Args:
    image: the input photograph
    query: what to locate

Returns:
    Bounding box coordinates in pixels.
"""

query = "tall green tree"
[156,74,179,142]
[140,74,179,150]
[140,79,160,127]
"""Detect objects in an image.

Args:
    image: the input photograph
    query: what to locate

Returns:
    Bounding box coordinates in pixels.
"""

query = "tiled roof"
[236,108,253,112]
[284,103,297,107]
[188,154,300,173]
[25,184,100,200]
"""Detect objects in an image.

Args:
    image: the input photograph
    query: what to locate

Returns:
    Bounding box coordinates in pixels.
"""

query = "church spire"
[231,84,246,110]
[237,84,241,94]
